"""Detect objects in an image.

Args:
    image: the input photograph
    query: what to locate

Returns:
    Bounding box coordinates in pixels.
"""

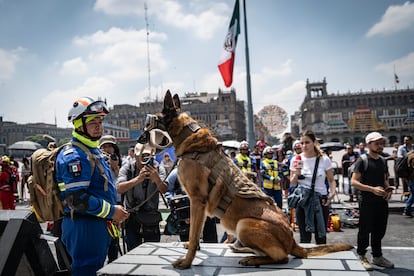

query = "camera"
[141,156,154,167]
[110,153,118,161]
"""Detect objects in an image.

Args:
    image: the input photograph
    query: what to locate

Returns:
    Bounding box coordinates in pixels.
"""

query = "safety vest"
[236,154,252,173]
[262,158,281,190]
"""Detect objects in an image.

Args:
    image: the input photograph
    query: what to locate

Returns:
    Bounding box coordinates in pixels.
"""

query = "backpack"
[348,154,368,178]
[348,154,386,178]
[395,156,409,178]
[28,141,108,222]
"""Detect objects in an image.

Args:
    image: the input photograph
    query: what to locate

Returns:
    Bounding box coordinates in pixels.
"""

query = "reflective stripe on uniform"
[97,200,111,218]
[263,159,280,190]
[64,181,90,190]
[58,182,66,192]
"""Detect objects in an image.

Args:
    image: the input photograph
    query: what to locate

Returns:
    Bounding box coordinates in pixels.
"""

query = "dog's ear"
[163,90,174,113]
[172,94,181,112]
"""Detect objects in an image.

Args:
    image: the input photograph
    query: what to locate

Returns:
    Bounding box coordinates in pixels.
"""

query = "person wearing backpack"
[351,132,394,271]
[397,135,414,216]
[55,97,129,276]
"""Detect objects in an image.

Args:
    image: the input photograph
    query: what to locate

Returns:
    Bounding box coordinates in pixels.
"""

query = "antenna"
[144,2,151,102]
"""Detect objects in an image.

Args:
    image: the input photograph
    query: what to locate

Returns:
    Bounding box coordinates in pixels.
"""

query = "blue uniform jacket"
[55,138,116,219]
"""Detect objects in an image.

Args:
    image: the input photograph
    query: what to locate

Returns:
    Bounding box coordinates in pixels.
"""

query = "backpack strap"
[71,141,109,191]
[360,153,386,175]
[361,154,368,172]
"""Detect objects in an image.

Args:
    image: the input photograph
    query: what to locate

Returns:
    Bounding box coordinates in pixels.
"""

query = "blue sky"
[1,0,413,133]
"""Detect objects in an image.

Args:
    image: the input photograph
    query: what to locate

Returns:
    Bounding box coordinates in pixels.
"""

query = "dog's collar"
[174,122,201,146]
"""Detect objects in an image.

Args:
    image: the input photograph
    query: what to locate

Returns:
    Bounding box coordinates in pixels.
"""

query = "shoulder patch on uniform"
[63,144,74,155]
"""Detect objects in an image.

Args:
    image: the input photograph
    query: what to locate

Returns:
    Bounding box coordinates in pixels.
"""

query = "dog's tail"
[291,243,354,258]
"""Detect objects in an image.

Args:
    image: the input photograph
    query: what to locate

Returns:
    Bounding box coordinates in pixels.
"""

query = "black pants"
[179,217,218,243]
[296,204,326,244]
[125,215,160,251]
[356,199,388,257]
[107,237,120,263]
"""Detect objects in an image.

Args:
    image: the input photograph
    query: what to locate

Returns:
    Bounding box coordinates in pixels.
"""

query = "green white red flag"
[394,73,400,84]
[218,0,240,88]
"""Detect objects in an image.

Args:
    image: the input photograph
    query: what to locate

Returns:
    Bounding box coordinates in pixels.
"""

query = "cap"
[99,135,117,148]
[365,132,386,144]
[134,143,154,156]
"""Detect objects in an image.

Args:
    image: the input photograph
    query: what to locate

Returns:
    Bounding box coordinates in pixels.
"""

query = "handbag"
[287,156,320,209]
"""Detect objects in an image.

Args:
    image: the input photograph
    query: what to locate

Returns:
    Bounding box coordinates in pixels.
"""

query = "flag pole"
[242,0,255,147]
[394,65,397,90]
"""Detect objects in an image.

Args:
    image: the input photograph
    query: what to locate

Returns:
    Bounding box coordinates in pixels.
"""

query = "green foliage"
[25,134,71,147]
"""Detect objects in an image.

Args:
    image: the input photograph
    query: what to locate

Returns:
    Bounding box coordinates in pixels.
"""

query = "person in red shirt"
[0,155,16,210]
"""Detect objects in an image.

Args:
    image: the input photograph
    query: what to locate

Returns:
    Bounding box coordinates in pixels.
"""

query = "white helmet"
[239,140,249,150]
[263,146,273,155]
[68,97,109,123]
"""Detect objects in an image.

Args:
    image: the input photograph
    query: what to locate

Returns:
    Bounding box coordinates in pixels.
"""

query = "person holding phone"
[116,143,167,251]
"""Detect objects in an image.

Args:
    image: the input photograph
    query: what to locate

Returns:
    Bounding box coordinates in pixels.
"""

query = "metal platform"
[97,242,368,275]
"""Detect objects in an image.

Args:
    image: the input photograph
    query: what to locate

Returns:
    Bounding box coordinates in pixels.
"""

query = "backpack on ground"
[28,141,107,222]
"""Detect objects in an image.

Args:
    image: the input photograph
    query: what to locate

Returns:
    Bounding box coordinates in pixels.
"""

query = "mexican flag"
[218,0,240,88]
[394,73,400,84]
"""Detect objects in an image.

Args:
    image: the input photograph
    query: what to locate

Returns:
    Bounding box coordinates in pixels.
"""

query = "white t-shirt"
[289,154,332,196]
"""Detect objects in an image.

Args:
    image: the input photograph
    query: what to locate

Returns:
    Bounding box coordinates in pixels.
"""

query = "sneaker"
[402,212,413,217]
[372,256,394,268]
[359,255,373,271]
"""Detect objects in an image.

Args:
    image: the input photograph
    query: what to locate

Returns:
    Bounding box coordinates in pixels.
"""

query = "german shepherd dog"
[143,90,353,269]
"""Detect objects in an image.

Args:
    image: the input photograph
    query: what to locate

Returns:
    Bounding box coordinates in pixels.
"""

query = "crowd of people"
[1,96,413,274]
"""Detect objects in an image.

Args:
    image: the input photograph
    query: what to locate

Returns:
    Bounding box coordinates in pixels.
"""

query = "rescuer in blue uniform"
[55,97,129,275]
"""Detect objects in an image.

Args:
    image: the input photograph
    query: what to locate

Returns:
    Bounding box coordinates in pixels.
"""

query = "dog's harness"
[174,122,201,146]
[177,123,274,217]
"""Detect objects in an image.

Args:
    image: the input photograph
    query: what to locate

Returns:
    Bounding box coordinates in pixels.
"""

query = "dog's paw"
[172,258,192,269]
[239,256,261,267]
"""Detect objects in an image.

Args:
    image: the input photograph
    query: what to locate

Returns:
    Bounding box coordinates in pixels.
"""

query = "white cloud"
[375,51,414,77]
[60,57,88,75]
[72,27,168,81]
[366,1,414,37]
[94,0,229,40]
[0,47,25,80]
[40,77,115,127]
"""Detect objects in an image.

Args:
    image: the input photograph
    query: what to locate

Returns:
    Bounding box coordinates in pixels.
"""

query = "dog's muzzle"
[137,114,172,151]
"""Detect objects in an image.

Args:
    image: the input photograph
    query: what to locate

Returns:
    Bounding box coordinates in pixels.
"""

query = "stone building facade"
[0,89,245,155]
[290,78,414,145]
[105,88,247,142]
